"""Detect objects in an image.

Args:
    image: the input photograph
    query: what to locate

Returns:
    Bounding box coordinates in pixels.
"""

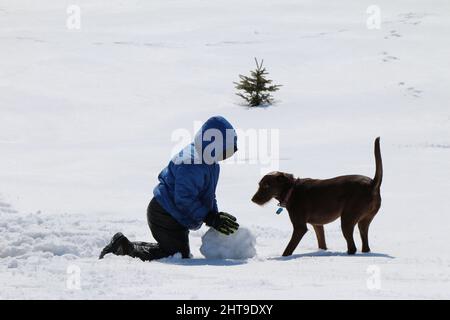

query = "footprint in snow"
[398,12,426,26]
[381,51,399,62]
[398,82,423,98]
[384,12,426,26]
[384,30,402,39]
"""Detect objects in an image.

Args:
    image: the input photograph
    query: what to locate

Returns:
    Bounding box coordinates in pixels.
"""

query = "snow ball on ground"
[200,227,256,260]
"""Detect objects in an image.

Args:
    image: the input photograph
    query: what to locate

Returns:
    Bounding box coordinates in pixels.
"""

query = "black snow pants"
[130,197,190,261]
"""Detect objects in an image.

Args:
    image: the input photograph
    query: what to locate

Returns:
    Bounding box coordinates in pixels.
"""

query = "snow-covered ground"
[1,0,449,299]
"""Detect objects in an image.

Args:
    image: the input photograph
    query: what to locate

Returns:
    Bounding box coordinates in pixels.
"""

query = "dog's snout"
[251,188,272,206]
[251,191,260,203]
[251,189,262,203]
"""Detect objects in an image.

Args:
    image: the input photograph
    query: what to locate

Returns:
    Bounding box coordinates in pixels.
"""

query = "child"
[99,116,239,261]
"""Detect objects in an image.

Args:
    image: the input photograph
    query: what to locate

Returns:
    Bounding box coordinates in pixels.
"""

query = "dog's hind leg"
[358,216,374,253]
[282,225,308,256]
[341,217,357,255]
[313,225,327,250]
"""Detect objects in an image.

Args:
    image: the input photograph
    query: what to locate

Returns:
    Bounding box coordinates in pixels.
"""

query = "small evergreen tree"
[234,58,281,107]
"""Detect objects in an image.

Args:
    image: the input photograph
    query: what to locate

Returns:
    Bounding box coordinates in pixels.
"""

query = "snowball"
[200,227,256,260]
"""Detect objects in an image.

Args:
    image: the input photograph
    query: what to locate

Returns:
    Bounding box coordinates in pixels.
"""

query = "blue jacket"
[153,116,238,230]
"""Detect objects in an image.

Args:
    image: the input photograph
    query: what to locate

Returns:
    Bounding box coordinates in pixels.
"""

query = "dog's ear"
[277,172,294,182]
[284,173,294,181]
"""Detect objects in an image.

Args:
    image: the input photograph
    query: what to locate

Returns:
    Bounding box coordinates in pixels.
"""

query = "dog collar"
[278,185,294,208]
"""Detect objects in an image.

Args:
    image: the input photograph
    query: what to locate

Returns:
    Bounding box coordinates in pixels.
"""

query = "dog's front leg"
[282,225,307,256]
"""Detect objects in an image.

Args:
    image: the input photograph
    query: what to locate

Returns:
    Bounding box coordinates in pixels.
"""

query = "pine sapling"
[234,58,281,107]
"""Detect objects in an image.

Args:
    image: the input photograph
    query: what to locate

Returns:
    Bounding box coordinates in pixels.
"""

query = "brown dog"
[252,138,382,256]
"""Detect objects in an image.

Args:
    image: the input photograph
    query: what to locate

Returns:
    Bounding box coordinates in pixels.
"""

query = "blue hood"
[153,116,238,230]
[194,116,238,164]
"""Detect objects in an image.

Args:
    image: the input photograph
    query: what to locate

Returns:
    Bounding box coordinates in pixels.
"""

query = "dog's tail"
[373,137,383,191]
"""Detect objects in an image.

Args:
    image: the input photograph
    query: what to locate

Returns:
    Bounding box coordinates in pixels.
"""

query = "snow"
[200,227,256,260]
[7,259,18,269]
[1,0,450,299]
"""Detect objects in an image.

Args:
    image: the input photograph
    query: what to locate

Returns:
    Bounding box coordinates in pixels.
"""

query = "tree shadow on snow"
[270,250,395,261]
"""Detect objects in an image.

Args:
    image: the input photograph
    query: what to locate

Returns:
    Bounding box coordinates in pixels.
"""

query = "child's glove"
[204,212,239,235]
